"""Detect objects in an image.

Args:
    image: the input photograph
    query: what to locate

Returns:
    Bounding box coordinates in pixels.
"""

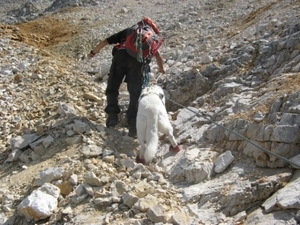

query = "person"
[88,18,165,138]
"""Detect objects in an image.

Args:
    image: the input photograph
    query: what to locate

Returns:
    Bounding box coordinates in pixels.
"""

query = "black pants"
[105,49,143,124]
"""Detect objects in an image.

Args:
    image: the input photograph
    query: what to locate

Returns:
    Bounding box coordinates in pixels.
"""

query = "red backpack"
[125,17,164,61]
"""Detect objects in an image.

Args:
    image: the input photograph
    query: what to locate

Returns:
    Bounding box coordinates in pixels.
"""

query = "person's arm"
[155,51,165,74]
[88,39,109,58]
[88,29,128,58]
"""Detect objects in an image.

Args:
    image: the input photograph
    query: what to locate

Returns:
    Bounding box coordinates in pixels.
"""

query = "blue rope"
[142,63,150,88]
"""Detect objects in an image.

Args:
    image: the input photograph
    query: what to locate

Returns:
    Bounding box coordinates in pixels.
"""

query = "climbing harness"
[166,97,300,169]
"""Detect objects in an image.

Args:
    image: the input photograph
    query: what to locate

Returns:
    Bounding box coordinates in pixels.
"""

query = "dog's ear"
[159,93,164,99]
[159,93,165,105]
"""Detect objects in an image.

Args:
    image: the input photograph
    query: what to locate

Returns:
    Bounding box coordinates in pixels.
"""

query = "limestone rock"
[33,167,64,187]
[18,183,59,221]
[83,171,102,186]
[146,204,167,223]
[214,150,235,173]
[122,193,139,208]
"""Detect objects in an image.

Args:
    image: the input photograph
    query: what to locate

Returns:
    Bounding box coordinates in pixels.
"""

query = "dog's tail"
[144,113,159,164]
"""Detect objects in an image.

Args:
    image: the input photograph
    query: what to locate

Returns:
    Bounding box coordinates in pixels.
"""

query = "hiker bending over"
[88,17,165,138]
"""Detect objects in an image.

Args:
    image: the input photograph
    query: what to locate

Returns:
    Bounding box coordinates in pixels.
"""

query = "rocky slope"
[0,0,300,224]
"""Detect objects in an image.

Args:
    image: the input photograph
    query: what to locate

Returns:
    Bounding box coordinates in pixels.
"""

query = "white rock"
[57,102,77,117]
[69,174,78,185]
[80,144,103,156]
[214,150,234,173]
[18,184,59,221]
[201,55,213,64]
[253,111,265,122]
[5,149,23,162]
[10,134,40,150]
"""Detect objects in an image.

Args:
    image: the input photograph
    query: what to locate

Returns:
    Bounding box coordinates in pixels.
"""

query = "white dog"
[136,85,181,165]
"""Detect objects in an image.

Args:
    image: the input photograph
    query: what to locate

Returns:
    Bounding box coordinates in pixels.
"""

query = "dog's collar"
[140,92,164,101]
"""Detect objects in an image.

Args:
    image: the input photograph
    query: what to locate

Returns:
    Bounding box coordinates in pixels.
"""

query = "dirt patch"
[0,9,84,53]
[15,16,79,49]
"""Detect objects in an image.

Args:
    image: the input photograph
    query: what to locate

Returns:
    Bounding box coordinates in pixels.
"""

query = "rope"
[136,30,143,63]
[142,62,150,89]
[166,97,300,169]
[136,27,150,89]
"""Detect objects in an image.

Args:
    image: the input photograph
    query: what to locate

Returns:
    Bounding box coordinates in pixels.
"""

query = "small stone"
[146,204,167,223]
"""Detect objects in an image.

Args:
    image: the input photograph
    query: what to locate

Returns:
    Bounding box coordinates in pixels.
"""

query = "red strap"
[151,36,165,58]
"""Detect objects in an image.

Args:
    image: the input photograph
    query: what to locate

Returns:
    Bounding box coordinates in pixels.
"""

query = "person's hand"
[87,50,96,59]
[158,67,165,74]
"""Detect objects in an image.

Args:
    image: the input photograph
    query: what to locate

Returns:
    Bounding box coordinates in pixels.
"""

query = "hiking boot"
[128,120,137,138]
[106,114,118,128]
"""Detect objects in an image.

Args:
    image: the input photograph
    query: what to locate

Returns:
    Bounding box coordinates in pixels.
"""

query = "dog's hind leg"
[136,115,147,164]
[143,114,159,164]
[166,126,178,148]
[158,116,181,152]
[167,127,181,152]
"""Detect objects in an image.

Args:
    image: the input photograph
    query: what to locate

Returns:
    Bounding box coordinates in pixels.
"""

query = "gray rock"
[83,183,94,196]
[33,167,64,187]
[83,171,102,186]
[122,193,139,208]
[262,170,300,213]
[94,197,112,206]
[146,204,167,223]
[133,194,159,213]
[80,144,103,156]
[57,102,77,117]
[75,184,85,196]
[270,125,300,143]
[10,133,40,150]
[111,180,127,196]
[245,207,297,225]
[184,162,214,183]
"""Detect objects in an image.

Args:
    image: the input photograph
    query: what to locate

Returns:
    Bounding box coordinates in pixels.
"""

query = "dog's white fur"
[136,85,178,164]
